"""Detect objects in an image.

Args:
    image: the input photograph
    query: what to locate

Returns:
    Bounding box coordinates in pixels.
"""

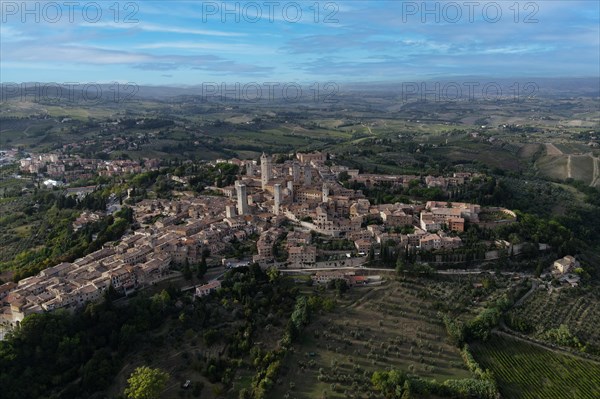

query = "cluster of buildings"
[212,153,490,266]
[133,196,263,256]
[419,201,481,232]
[0,232,177,325]
[1,151,508,325]
[72,211,105,231]
[19,152,161,181]
[344,171,476,191]
[0,149,19,167]
[137,154,495,269]
[425,173,475,189]
[1,193,247,326]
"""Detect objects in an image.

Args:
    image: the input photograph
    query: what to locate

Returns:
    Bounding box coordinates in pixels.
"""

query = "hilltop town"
[1,1,599,396]
[0,100,598,399]
[1,151,525,326]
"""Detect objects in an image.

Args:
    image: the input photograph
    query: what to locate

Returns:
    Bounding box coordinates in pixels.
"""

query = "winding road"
[514,280,539,307]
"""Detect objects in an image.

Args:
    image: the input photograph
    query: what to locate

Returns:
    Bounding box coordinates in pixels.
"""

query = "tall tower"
[261,153,272,189]
[287,180,294,202]
[226,205,237,218]
[246,162,255,177]
[235,181,249,215]
[273,183,282,215]
[322,183,329,203]
[291,162,300,182]
[304,165,312,186]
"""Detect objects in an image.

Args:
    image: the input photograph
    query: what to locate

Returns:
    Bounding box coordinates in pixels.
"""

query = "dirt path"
[591,156,600,187]
[348,283,388,309]
[567,155,572,179]
[361,122,373,135]
[514,280,539,307]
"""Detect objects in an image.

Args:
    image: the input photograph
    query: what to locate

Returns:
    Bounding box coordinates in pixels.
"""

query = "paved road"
[514,279,539,307]
[281,266,533,278]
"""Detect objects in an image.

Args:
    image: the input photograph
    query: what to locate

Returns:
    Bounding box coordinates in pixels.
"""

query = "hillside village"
[18,153,161,187]
[0,151,549,327]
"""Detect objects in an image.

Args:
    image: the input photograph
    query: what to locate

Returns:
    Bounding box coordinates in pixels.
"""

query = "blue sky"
[1,0,599,85]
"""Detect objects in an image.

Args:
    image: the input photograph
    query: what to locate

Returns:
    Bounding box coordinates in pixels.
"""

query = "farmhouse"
[553,255,579,275]
[312,271,353,284]
[195,280,222,297]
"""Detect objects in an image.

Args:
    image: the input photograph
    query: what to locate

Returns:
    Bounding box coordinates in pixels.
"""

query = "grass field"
[427,145,523,172]
[536,155,569,180]
[270,280,474,399]
[517,143,543,159]
[555,143,593,155]
[570,155,595,184]
[472,334,600,399]
[536,154,596,184]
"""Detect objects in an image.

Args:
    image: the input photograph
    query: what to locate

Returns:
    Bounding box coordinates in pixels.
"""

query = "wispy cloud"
[1,0,598,84]
[1,43,272,75]
[82,21,246,37]
[136,41,275,54]
[0,26,32,42]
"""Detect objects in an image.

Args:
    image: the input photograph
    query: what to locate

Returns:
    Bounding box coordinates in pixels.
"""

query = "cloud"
[136,41,275,54]
[83,21,246,37]
[1,0,597,83]
[0,25,31,42]
[1,43,273,75]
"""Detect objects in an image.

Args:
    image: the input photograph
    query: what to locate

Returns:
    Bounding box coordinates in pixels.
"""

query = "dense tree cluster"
[124,366,170,399]
[0,287,176,399]
[0,264,305,399]
[10,206,133,281]
[371,368,499,399]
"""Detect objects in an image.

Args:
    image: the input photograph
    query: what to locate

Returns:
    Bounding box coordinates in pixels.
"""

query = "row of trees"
[371,368,499,399]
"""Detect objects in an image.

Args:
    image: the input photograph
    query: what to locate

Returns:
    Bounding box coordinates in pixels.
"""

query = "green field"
[472,334,600,399]
[555,143,594,155]
[536,154,596,185]
[536,155,569,180]
[428,144,524,172]
[270,279,475,399]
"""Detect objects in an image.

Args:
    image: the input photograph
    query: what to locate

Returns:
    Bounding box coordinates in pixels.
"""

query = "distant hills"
[1,77,598,102]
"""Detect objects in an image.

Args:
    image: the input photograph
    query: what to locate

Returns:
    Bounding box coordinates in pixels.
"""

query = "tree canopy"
[124,366,170,399]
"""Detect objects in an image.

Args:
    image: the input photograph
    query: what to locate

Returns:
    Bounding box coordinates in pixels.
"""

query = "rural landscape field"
[1,83,600,399]
[1,1,599,398]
